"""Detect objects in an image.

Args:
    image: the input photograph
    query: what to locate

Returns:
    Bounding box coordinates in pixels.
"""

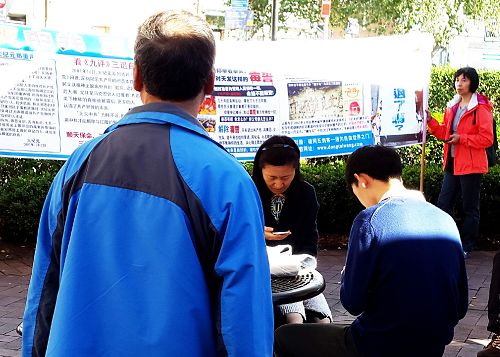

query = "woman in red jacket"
[427,67,494,256]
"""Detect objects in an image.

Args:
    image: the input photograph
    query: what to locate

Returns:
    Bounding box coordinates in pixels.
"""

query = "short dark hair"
[454,67,479,93]
[134,11,216,101]
[252,136,301,192]
[345,145,402,187]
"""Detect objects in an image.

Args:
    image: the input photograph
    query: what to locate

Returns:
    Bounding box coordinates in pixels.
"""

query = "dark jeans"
[274,324,361,357]
[437,170,481,252]
[488,250,500,334]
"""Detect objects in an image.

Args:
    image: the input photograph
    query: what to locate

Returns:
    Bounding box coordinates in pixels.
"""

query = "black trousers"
[437,167,481,252]
[274,324,361,357]
[488,250,500,333]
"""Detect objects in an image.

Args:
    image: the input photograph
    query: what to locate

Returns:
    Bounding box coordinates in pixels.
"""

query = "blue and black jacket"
[22,103,274,357]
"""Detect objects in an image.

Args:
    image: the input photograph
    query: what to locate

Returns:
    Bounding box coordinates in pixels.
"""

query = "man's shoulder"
[371,197,458,235]
[61,133,111,183]
[356,202,380,220]
[170,126,252,190]
[375,196,438,213]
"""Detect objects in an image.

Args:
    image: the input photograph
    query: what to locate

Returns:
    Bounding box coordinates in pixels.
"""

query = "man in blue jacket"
[22,10,273,357]
[274,145,468,357]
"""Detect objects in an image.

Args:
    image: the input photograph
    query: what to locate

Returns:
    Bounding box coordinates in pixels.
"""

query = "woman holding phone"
[253,135,332,325]
[426,67,494,256]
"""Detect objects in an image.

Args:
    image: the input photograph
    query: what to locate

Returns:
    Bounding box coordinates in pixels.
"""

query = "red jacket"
[428,93,494,175]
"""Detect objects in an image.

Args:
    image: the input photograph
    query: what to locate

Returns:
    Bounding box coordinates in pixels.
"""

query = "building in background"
[448,20,499,70]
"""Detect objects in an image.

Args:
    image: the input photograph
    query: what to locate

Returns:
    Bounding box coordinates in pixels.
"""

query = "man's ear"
[203,70,215,95]
[133,63,144,92]
[354,173,371,188]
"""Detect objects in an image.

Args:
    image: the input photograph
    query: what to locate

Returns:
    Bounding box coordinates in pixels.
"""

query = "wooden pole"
[419,140,426,192]
[419,109,429,193]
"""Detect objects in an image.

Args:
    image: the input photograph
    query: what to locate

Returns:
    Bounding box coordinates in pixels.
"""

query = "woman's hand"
[264,226,291,241]
[425,110,433,123]
[447,134,461,144]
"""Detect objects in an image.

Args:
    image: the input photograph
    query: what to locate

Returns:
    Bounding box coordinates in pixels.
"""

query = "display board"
[0,23,433,160]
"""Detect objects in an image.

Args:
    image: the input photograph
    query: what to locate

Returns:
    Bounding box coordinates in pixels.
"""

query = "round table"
[271,270,325,305]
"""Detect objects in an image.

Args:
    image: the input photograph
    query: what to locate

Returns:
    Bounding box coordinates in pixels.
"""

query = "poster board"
[0,23,433,161]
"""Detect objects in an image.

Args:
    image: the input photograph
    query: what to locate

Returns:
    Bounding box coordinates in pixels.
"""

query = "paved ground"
[0,243,494,357]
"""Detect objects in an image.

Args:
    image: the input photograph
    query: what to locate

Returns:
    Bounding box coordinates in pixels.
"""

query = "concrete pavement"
[0,243,495,357]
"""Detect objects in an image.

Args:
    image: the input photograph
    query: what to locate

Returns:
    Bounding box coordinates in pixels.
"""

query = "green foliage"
[249,0,322,38]
[401,163,443,204]
[394,0,464,49]
[301,161,363,234]
[0,158,63,243]
[329,0,400,34]
[242,161,253,174]
[481,166,500,236]
[0,172,54,243]
[428,66,455,112]
[249,0,500,49]
[395,137,443,167]
[0,158,63,185]
[205,14,225,30]
[1,157,499,244]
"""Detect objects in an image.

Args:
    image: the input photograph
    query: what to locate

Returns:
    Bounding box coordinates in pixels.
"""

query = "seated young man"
[274,145,468,357]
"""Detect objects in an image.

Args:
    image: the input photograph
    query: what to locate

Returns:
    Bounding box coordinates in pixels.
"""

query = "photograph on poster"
[342,84,364,117]
[287,81,342,121]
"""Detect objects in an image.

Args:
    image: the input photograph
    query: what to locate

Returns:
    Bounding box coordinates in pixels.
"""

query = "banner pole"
[419,109,428,193]
[419,140,426,193]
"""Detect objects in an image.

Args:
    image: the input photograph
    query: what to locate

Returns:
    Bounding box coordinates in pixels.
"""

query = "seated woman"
[253,135,332,325]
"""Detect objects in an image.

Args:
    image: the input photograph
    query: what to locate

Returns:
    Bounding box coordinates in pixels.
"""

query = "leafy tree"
[248,0,323,38]
[248,0,500,51]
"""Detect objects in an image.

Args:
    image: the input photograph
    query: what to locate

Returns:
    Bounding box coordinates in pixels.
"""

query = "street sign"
[232,0,248,10]
[225,9,253,30]
[0,0,6,9]
[321,0,331,17]
[485,22,499,42]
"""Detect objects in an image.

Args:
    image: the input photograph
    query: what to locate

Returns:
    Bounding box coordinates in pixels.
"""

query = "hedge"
[0,66,499,246]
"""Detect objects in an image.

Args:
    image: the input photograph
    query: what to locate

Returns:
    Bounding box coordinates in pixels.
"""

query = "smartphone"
[272,231,290,235]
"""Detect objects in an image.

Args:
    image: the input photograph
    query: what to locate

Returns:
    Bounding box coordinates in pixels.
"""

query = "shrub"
[0,172,55,243]
[301,162,363,235]
[480,166,500,237]
[0,158,63,185]
[0,158,63,243]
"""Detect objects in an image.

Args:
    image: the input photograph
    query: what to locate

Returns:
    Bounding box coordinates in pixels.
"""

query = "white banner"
[0,23,433,160]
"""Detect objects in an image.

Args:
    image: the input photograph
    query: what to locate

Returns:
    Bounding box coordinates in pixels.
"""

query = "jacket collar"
[447,92,478,110]
[105,103,205,134]
[104,102,227,152]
